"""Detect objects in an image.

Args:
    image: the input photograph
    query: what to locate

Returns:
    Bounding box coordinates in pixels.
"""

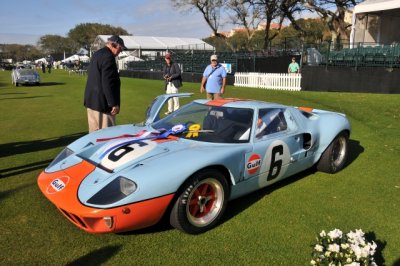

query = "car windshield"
[151,102,254,143]
[18,69,36,75]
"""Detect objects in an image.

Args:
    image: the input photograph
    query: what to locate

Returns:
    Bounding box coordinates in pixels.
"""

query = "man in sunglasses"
[84,35,127,132]
[200,54,227,100]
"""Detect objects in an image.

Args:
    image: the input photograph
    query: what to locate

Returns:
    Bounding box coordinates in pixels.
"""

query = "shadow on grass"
[0,82,9,88]
[365,231,387,266]
[66,245,122,266]
[0,159,53,179]
[0,95,50,100]
[0,183,32,201]
[223,167,317,224]
[39,82,66,86]
[345,139,364,168]
[0,132,85,158]
[393,258,400,266]
[0,92,27,95]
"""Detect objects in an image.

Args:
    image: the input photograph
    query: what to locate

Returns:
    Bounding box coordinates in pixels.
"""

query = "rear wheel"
[170,169,229,234]
[317,132,349,173]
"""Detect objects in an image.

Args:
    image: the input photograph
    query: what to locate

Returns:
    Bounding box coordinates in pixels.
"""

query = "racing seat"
[203,109,224,131]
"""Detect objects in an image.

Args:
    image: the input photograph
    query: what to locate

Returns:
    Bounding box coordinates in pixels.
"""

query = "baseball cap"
[165,53,172,59]
[210,54,218,61]
[108,35,127,50]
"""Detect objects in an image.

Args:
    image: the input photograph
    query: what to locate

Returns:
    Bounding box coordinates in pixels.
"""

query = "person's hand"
[200,86,205,93]
[110,106,120,115]
[220,87,225,94]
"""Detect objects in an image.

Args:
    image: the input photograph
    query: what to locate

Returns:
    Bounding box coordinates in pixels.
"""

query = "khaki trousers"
[87,108,116,133]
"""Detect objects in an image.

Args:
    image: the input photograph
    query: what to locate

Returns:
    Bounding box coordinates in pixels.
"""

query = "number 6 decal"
[267,145,283,181]
[101,140,156,170]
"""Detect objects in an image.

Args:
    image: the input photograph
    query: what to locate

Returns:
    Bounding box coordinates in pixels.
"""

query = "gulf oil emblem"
[47,176,70,194]
[247,154,261,174]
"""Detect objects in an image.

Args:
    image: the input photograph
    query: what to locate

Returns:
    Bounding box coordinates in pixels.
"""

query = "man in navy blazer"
[84,35,127,132]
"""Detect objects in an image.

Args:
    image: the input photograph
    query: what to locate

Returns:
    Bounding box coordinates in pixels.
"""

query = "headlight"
[47,147,74,169]
[87,176,137,205]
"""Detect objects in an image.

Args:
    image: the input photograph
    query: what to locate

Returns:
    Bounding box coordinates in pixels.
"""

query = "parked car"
[11,67,40,86]
[37,93,351,234]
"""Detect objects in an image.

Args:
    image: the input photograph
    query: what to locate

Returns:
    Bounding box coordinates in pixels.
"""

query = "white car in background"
[11,67,41,86]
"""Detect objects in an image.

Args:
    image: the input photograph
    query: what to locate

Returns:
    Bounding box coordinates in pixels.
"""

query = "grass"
[0,69,399,265]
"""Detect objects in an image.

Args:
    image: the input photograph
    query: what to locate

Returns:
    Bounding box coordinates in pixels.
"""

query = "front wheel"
[170,169,229,234]
[317,132,349,173]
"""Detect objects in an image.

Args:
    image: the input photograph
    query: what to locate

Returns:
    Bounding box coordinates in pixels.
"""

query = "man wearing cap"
[162,52,182,115]
[200,54,227,100]
[84,35,127,132]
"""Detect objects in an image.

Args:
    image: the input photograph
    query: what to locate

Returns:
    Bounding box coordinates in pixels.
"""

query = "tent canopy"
[354,0,400,14]
[351,0,400,45]
[93,35,214,51]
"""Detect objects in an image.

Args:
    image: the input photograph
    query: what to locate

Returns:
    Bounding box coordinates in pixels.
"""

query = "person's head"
[210,54,218,66]
[257,117,263,128]
[165,52,172,63]
[107,35,127,56]
[292,57,296,62]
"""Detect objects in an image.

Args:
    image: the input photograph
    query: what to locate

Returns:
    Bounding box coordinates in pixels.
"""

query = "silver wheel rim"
[186,178,224,227]
[331,136,346,167]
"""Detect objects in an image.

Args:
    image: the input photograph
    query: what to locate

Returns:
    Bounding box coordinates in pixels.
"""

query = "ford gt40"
[37,93,351,234]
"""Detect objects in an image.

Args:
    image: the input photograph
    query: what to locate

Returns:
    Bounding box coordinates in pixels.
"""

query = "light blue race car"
[37,93,351,234]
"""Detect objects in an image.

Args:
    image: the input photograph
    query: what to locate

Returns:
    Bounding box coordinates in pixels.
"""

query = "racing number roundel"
[259,140,290,185]
[101,140,157,170]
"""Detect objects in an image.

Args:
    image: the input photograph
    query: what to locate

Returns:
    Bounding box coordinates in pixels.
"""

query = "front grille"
[59,208,87,229]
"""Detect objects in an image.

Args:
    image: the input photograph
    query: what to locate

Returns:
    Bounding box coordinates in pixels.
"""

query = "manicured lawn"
[0,69,399,265]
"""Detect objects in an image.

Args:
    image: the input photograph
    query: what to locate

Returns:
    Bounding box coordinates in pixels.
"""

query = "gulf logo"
[46,176,70,194]
[247,154,261,174]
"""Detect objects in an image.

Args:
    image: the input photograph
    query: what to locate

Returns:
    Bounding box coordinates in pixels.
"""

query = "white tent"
[118,55,143,70]
[79,55,90,62]
[62,54,90,63]
[350,0,400,46]
[34,58,47,64]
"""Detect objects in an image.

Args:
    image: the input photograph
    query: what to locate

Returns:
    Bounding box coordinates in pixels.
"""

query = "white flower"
[315,244,324,252]
[325,251,331,257]
[310,260,317,265]
[346,257,353,263]
[347,229,366,246]
[351,244,362,259]
[328,229,343,240]
[320,230,326,237]
[328,243,340,253]
[341,243,349,249]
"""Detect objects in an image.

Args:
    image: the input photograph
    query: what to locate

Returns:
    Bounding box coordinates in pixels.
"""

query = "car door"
[243,108,306,187]
[141,93,193,125]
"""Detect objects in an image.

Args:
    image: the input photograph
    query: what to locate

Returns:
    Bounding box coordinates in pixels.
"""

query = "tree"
[172,0,237,50]
[302,0,362,44]
[1,44,42,62]
[226,0,263,51]
[38,35,76,55]
[68,23,129,50]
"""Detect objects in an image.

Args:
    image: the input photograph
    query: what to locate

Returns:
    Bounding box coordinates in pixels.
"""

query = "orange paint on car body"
[37,160,174,233]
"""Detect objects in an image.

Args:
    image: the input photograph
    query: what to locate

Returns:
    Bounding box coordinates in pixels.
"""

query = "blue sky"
[0,0,218,44]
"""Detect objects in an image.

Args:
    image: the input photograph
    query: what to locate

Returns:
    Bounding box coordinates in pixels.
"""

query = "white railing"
[234,72,302,91]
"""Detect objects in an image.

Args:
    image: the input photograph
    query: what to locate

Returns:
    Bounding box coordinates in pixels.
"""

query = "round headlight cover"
[87,176,137,205]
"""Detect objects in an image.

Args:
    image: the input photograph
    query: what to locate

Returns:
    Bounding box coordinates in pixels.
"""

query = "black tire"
[317,132,349,173]
[170,169,229,234]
